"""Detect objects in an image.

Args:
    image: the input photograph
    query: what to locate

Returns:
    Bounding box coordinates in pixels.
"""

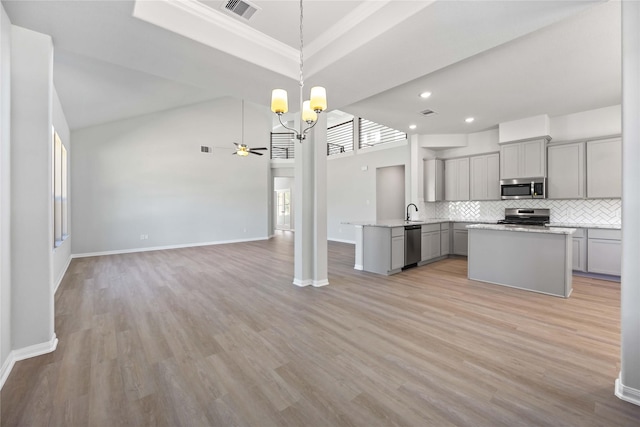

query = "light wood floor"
[3,232,640,426]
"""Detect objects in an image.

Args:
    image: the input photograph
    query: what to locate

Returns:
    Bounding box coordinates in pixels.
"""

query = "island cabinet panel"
[500,138,547,179]
[586,137,621,198]
[444,158,470,201]
[363,226,404,275]
[470,153,500,200]
[548,142,585,199]
[421,224,441,262]
[468,227,572,298]
[572,228,587,272]
[587,228,621,276]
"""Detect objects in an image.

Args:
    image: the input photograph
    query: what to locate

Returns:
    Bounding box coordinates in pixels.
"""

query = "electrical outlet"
[140,234,148,240]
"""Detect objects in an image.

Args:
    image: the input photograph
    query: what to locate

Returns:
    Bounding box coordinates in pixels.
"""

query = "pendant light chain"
[299,0,304,90]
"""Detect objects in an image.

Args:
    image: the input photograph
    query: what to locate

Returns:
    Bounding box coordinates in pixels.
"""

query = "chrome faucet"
[406,203,418,221]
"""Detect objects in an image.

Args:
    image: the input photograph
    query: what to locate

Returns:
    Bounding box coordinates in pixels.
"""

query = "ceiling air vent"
[223,0,259,20]
[200,146,211,153]
[420,109,437,117]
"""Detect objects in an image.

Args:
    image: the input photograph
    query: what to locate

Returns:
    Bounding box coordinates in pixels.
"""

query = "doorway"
[376,165,405,220]
[274,176,294,231]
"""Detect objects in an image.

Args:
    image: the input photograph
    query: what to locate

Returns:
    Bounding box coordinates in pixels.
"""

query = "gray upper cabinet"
[444,158,470,201]
[547,142,585,199]
[424,159,444,202]
[470,153,500,200]
[586,137,621,198]
[500,138,547,179]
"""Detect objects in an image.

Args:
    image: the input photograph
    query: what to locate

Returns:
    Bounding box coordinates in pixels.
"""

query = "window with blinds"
[327,120,353,156]
[270,132,295,159]
[358,118,406,149]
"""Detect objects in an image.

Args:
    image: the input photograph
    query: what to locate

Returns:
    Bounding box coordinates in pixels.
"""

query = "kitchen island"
[467,224,576,298]
[344,218,498,275]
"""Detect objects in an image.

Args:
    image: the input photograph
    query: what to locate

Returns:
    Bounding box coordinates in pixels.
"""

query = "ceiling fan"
[232,100,268,157]
[233,142,267,156]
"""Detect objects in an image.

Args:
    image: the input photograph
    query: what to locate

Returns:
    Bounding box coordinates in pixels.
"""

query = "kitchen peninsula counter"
[467,224,576,298]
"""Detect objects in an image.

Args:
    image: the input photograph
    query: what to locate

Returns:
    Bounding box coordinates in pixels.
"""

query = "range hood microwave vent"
[420,109,437,117]
[223,0,259,20]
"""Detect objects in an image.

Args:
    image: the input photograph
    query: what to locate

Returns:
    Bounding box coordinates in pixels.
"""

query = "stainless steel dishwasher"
[404,224,421,267]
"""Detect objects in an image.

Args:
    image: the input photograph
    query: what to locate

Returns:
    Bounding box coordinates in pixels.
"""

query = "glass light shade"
[237,149,249,157]
[271,89,288,114]
[302,100,317,123]
[309,86,327,112]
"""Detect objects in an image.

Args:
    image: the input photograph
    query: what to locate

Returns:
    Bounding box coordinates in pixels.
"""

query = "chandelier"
[270,0,327,141]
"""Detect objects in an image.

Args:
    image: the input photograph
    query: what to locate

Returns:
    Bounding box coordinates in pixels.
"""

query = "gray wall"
[71,98,271,255]
[327,142,410,243]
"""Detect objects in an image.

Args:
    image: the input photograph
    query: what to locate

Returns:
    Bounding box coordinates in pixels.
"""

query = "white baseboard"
[293,278,313,287]
[354,264,363,270]
[72,236,270,259]
[615,374,640,406]
[312,279,329,287]
[0,334,58,390]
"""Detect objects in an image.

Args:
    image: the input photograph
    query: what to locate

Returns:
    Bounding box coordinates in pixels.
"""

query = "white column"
[312,113,328,287]
[293,114,328,287]
[10,26,57,353]
[616,0,640,406]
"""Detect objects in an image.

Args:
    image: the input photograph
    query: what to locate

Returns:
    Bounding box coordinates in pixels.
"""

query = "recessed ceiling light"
[419,91,432,99]
[409,124,417,130]
[465,117,475,123]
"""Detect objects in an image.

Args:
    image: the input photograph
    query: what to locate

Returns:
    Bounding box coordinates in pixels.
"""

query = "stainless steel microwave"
[500,177,546,200]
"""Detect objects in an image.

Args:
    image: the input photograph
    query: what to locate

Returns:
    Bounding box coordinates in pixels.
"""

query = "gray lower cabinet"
[572,228,587,272]
[391,228,405,271]
[587,228,621,276]
[453,223,469,256]
[421,224,441,262]
[363,226,405,275]
[441,223,450,255]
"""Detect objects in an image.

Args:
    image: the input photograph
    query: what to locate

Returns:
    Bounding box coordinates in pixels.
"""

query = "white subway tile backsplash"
[419,199,621,225]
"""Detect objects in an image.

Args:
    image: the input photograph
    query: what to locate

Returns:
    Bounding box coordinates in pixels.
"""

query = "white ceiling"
[1,0,620,136]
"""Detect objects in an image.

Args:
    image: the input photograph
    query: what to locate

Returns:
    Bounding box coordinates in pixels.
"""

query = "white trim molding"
[615,374,640,406]
[312,279,329,288]
[293,278,313,287]
[0,334,58,390]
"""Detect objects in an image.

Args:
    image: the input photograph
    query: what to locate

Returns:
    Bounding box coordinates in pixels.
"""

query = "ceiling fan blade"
[233,142,240,147]
[249,151,264,156]
[232,152,237,155]
[251,147,268,151]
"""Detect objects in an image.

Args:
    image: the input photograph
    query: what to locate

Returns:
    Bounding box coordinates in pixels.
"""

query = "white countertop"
[343,218,499,228]
[548,222,621,230]
[467,223,576,235]
[343,219,620,230]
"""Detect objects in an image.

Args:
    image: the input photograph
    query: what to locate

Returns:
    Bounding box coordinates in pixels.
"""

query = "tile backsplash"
[418,199,621,225]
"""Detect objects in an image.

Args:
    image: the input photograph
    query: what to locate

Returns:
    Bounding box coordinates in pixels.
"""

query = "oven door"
[500,183,532,200]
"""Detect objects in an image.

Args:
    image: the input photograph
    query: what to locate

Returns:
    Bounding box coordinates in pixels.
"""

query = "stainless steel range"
[497,208,550,226]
